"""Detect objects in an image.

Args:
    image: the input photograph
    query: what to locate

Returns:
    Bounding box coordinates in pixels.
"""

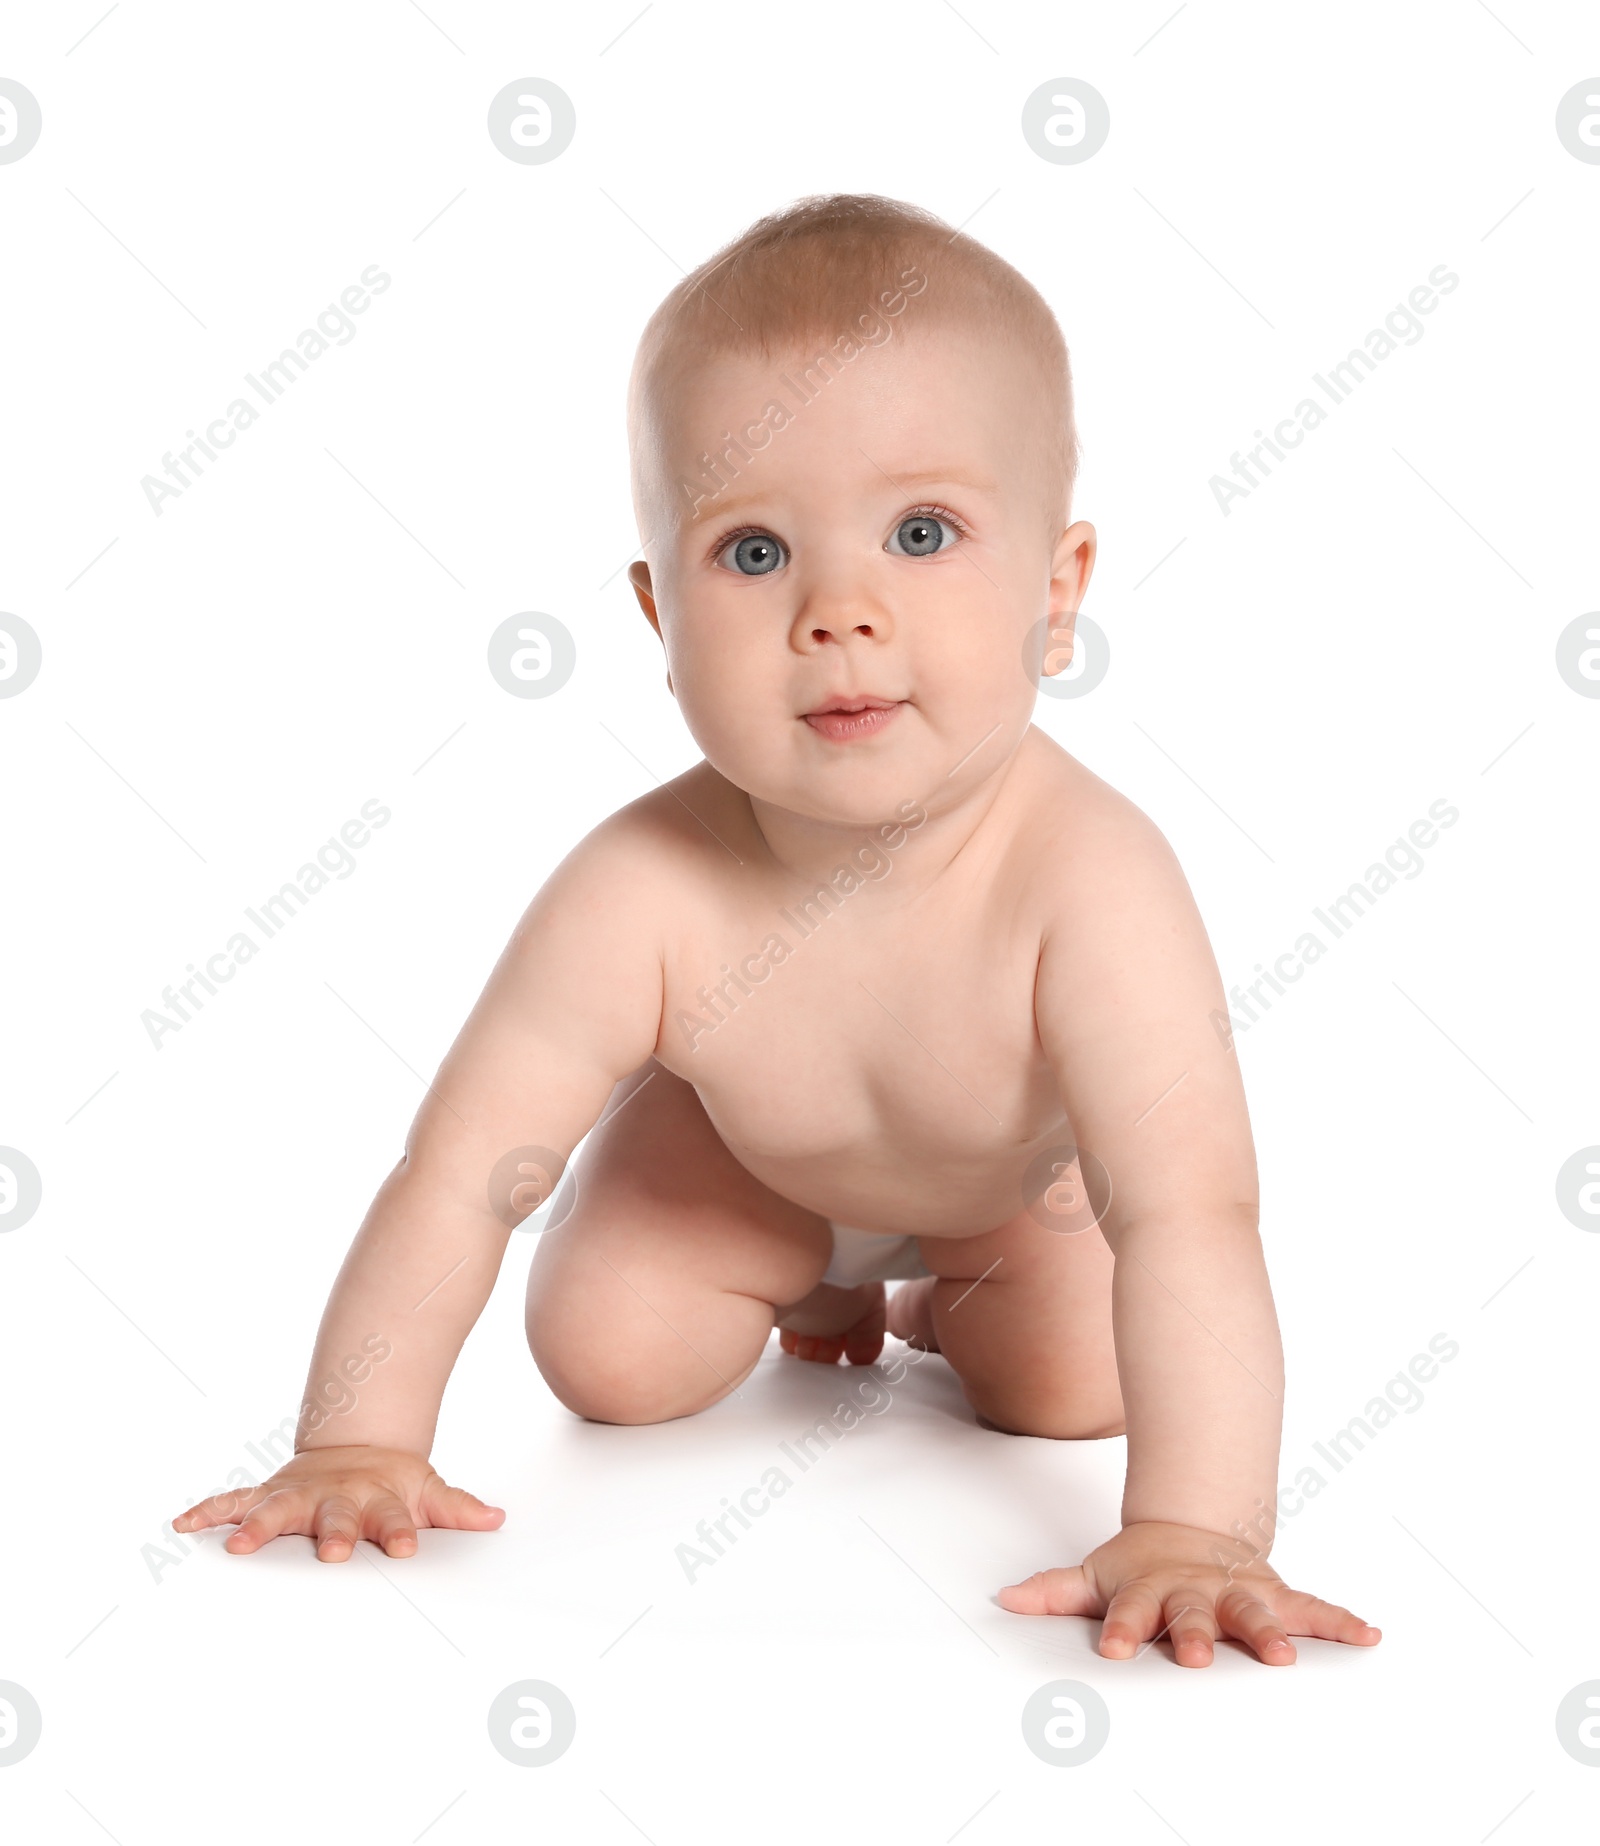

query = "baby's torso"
[645,732,1104,1237]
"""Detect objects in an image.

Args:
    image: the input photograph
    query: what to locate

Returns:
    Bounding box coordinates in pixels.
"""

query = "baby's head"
[626,193,1094,827]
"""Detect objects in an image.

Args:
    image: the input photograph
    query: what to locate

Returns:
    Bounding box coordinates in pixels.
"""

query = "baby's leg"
[887,1212,1124,1439]
[525,1061,833,1424]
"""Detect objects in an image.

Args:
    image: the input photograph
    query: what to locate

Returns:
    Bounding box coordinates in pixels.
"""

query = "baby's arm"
[173,814,665,1560]
[1000,798,1379,1665]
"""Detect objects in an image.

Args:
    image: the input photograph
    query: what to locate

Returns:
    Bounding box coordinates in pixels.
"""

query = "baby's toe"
[780,1329,845,1364]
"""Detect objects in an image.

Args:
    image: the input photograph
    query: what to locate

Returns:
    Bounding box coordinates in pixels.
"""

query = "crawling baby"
[176,193,1380,1669]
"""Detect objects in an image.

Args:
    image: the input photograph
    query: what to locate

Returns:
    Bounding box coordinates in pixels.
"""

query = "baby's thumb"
[997,1565,1096,1617]
[420,1477,506,1530]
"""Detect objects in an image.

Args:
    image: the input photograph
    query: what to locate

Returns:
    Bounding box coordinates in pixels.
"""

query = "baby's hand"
[171,1445,505,1562]
[998,1520,1380,1667]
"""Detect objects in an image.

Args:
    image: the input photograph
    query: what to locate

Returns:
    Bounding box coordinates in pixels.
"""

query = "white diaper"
[820,1220,933,1290]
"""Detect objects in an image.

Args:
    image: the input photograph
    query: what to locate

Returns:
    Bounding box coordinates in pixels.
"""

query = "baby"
[175,193,1380,1669]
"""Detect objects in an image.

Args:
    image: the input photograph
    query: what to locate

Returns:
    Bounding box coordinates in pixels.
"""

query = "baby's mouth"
[801,696,905,742]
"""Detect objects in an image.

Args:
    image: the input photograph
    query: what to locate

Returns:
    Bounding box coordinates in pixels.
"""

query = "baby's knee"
[982,1407,1127,1440]
[524,1305,746,1425]
[549,1371,698,1426]
[972,1380,1126,1441]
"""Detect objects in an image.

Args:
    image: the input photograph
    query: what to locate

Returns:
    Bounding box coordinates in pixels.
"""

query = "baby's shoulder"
[1008,727,1193,929]
[541,761,747,903]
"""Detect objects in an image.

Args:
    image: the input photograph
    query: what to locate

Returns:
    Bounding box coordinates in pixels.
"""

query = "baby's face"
[630,320,1093,828]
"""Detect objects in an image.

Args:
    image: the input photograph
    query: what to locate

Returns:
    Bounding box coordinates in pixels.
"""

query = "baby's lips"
[801,700,906,740]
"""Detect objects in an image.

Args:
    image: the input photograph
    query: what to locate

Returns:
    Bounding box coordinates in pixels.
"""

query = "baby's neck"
[743,725,1041,898]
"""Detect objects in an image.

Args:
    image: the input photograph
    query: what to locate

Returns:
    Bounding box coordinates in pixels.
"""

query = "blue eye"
[887,512,959,556]
[717,532,786,575]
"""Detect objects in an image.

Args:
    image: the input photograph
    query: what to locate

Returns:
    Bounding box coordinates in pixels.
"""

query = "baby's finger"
[1276,1590,1382,1646]
[1098,1581,1164,1657]
[224,1489,311,1554]
[1162,1593,1219,1668]
[1216,1588,1295,1664]
[996,1564,1096,1618]
[365,1493,419,1558]
[418,1476,506,1532]
[173,1485,267,1533]
[311,1494,363,1563]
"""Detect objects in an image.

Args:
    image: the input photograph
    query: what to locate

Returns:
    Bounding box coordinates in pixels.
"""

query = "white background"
[2,1,1597,1838]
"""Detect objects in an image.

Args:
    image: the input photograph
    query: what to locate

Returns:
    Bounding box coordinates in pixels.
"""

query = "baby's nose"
[796,581,891,646]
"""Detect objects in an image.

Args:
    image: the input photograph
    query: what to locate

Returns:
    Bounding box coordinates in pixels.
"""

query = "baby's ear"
[627,560,671,694]
[1040,611,1077,679]
[628,559,660,624]
[1048,519,1097,614]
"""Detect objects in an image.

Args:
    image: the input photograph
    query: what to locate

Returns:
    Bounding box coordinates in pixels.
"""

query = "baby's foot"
[777,1280,886,1366]
[884,1276,941,1353]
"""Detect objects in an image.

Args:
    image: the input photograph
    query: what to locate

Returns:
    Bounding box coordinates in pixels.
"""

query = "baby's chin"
[765,789,909,831]
[732,759,930,833]
[686,714,911,813]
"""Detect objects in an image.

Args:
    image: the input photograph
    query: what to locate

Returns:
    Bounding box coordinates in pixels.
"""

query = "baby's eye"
[715,531,787,576]
[886,510,962,557]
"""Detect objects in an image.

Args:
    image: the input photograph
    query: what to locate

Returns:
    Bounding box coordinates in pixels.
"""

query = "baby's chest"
[655,898,1059,1158]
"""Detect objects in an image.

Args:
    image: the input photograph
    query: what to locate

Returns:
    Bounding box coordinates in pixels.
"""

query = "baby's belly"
[680,1054,1073,1240]
[654,902,1061,1237]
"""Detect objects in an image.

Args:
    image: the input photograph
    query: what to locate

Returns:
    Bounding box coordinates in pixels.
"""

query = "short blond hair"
[628,192,1079,533]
